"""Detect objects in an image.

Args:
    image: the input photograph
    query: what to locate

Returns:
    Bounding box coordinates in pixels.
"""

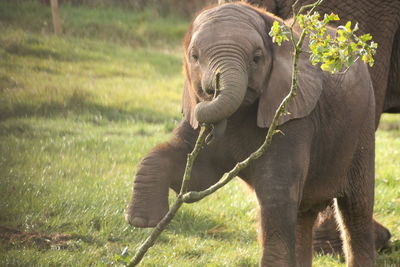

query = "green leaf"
[323,13,340,23]
[269,21,289,46]
[282,35,289,42]
[298,14,306,28]
[368,58,375,67]
[271,9,378,74]
[320,63,331,71]
[345,21,352,32]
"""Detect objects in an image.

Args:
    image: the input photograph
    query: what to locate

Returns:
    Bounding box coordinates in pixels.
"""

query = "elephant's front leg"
[125,122,197,227]
[125,142,188,227]
[250,121,312,267]
[256,182,299,266]
[126,120,228,228]
[254,157,306,267]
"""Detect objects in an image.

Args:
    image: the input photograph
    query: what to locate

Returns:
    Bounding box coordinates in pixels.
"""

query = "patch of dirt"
[0,225,76,250]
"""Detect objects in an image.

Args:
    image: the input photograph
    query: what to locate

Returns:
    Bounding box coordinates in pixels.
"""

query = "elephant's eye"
[253,55,261,64]
[191,51,199,62]
[253,49,263,64]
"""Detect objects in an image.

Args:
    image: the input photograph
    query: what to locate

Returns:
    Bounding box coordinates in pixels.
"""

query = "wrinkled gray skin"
[127,3,382,266]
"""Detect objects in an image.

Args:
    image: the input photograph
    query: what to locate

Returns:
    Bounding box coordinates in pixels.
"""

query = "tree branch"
[179,126,211,195]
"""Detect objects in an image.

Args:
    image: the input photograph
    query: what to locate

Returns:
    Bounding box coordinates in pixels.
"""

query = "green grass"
[0,1,399,266]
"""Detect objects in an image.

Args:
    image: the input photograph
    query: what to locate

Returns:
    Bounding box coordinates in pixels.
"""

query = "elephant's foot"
[125,199,168,228]
[373,220,392,251]
[312,208,391,255]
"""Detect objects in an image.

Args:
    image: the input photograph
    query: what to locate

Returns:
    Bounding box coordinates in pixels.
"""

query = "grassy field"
[0,1,399,266]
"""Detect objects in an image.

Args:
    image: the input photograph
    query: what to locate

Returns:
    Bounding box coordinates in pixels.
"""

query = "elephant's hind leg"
[335,141,376,267]
[335,196,375,267]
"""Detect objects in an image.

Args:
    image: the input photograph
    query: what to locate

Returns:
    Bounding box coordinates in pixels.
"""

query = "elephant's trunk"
[195,67,248,124]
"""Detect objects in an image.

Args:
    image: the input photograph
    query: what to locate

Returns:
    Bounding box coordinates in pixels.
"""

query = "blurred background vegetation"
[38,0,215,17]
[0,1,399,266]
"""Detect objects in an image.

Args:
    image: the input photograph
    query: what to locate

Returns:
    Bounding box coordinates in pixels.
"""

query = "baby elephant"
[127,3,386,266]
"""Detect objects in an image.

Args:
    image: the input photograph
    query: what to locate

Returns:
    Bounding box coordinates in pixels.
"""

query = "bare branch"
[179,125,211,195]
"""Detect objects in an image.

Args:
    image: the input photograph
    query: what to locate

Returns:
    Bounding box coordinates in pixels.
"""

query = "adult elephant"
[127,3,384,266]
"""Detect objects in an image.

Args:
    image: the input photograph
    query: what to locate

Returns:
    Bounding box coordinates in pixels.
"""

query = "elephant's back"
[303,61,375,203]
[318,60,374,125]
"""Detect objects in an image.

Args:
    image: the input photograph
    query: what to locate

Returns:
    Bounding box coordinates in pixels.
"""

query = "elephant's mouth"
[205,88,218,96]
[197,85,220,101]
[242,86,259,106]
[199,85,257,107]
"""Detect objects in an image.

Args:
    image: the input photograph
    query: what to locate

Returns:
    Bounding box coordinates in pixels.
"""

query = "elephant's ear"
[257,40,323,128]
[181,23,199,129]
[182,78,199,129]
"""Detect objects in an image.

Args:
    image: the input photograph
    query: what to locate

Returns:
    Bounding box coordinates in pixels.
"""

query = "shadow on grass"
[3,40,103,63]
[1,34,182,77]
[169,208,256,243]
[0,97,177,125]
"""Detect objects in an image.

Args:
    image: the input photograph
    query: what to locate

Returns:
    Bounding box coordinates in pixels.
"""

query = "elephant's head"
[183,3,323,130]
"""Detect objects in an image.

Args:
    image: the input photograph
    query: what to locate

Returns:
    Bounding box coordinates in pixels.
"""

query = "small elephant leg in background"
[313,205,391,255]
[312,207,344,255]
[296,211,318,267]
